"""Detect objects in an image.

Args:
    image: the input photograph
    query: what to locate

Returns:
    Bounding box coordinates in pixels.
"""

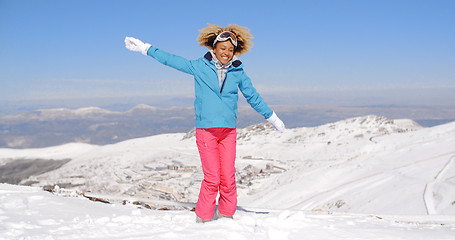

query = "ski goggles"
[213,31,238,48]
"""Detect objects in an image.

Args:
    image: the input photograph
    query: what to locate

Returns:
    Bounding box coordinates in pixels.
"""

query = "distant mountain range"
[1,103,454,148]
[0,104,195,148]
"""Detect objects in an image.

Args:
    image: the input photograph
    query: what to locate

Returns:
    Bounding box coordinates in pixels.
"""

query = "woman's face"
[213,41,235,65]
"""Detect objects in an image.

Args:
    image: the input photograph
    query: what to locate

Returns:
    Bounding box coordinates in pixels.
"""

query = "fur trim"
[197,23,254,56]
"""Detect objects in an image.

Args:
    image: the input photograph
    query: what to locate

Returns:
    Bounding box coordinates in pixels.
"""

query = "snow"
[1,184,454,240]
[0,143,98,165]
[127,104,159,112]
[1,115,455,239]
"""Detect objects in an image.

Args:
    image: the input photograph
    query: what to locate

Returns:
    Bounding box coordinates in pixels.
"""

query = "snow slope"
[238,116,455,215]
[2,115,453,214]
[1,183,454,240]
[1,115,455,239]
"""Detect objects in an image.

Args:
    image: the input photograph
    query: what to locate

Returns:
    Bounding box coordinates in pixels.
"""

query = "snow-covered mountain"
[1,115,455,239]
[1,115,454,215]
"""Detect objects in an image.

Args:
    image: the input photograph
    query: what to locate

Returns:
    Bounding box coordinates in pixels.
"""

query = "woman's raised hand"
[124,36,151,56]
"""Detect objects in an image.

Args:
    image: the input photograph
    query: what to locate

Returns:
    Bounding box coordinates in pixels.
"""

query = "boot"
[216,209,233,219]
[196,216,212,223]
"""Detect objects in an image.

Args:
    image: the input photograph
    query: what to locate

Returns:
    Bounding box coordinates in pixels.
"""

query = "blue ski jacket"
[146,46,273,129]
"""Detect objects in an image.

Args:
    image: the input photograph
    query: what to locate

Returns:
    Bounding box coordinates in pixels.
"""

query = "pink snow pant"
[195,128,237,220]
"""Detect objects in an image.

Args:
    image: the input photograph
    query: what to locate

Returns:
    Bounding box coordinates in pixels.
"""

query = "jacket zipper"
[220,72,228,94]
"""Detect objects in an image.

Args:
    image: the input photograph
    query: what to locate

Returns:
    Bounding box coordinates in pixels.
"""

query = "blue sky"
[1,0,454,102]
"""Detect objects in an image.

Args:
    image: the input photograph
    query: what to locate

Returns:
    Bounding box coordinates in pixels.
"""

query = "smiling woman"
[124,23,285,222]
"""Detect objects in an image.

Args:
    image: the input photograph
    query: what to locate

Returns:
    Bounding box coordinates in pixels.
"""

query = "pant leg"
[195,128,221,220]
[217,128,237,216]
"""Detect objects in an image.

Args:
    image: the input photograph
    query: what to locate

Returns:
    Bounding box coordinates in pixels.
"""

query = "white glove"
[267,112,285,133]
[124,36,151,56]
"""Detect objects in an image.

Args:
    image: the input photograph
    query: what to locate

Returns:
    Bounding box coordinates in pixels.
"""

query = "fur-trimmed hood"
[197,23,253,56]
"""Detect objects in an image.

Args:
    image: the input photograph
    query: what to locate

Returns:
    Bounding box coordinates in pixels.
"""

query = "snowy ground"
[1,115,455,239]
[1,183,454,240]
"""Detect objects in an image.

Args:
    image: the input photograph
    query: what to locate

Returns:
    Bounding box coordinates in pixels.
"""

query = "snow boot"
[196,216,212,223]
[216,209,233,220]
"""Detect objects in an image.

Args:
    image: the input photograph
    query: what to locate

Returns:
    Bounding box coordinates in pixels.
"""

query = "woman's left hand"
[267,112,285,133]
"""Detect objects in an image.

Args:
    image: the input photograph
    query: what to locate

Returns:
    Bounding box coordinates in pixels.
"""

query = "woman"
[125,24,285,222]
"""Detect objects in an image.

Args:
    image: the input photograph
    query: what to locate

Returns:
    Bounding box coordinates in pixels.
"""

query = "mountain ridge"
[2,115,454,215]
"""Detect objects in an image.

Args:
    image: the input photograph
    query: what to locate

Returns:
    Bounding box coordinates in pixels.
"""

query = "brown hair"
[197,23,254,56]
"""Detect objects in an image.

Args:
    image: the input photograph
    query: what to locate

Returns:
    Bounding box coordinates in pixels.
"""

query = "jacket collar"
[204,51,242,68]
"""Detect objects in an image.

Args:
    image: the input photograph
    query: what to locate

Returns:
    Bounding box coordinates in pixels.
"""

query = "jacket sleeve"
[238,71,273,119]
[146,46,195,75]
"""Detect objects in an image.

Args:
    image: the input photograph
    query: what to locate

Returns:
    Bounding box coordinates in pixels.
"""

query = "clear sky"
[1,0,454,102]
